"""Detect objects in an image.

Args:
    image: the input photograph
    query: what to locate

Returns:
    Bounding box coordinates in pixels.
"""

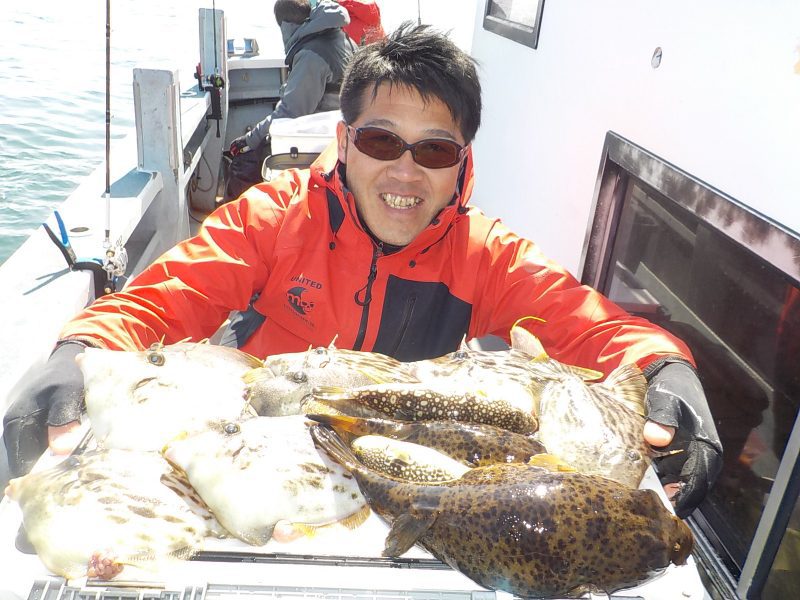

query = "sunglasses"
[347,126,467,169]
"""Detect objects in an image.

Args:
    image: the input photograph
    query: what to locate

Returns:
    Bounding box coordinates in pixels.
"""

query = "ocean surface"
[0,0,470,267]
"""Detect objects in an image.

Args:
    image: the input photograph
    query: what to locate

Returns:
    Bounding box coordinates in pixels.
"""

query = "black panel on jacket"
[372,275,472,362]
[326,188,345,234]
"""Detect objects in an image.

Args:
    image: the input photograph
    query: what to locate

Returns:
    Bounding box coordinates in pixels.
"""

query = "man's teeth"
[381,193,422,209]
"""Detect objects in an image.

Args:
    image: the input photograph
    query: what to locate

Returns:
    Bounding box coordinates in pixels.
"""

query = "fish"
[161,415,369,545]
[306,413,546,467]
[310,425,694,599]
[408,325,603,395]
[78,341,261,451]
[3,449,213,580]
[308,325,611,435]
[534,360,651,488]
[244,343,417,416]
[351,435,471,482]
[312,383,540,434]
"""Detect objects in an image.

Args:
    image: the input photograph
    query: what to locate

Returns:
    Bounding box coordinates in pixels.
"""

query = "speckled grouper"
[307,413,546,467]
[310,425,694,599]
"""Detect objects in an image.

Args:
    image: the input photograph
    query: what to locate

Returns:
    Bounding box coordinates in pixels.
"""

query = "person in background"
[338,0,385,45]
[224,0,354,201]
[4,23,721,520]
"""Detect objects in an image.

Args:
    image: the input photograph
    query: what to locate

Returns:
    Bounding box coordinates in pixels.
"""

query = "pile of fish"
[2,326,693,598]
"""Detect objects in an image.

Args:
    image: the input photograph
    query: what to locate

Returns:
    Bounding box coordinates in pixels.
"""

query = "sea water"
[0,0,472,266]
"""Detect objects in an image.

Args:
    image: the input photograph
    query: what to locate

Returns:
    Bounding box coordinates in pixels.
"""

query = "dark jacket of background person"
[245,0,354,150]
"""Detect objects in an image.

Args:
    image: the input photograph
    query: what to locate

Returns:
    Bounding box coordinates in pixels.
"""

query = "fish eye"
[223,422,240,435]
[627,450,642,461]
[147,351,166,366]
[292,371,308,383]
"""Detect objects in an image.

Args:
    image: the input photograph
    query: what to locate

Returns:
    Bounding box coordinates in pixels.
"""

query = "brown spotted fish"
[351,435,471,482]
[307,413,546,467]
[161,415,369,545]
[535,359,652,488]
[4,449,213,580]
[312,383,539,434]
[78,342,262,451]
[310,426,693,599]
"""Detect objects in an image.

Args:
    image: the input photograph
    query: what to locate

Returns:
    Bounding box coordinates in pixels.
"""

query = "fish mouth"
[380,193,422,209]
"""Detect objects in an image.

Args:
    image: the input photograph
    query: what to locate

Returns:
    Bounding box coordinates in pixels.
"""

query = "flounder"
[534,358,652,488]
[161,415,369,545]
[310,425,693,599]
[79,341,261,451]
[307,413,546,467]
[4,449,213,580]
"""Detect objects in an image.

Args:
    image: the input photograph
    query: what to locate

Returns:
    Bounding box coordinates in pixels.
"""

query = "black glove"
[229,135,251,157]
[2,341,86,477]
[646,361,723,518]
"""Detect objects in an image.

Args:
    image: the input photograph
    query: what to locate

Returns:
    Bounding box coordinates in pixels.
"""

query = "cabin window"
[581,131,800,600]
[482,0,545,49]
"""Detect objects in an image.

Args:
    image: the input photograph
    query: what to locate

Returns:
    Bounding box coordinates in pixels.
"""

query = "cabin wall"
[468,1,800,273]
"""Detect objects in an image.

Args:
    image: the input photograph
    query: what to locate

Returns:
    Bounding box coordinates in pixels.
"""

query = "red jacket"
[338,0,385,45]
[60,143,693,374]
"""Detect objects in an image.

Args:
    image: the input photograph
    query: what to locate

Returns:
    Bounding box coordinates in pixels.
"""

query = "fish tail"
[309,425,361,472]
[603,363,648,416]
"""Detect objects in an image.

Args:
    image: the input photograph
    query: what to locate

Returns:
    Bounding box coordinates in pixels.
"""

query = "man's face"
[336,83,466,247]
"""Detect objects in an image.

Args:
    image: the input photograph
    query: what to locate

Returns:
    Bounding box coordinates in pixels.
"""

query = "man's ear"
[336,121,348,164]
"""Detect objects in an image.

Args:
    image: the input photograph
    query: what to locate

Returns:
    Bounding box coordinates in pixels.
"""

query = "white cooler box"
[270,110,341,155]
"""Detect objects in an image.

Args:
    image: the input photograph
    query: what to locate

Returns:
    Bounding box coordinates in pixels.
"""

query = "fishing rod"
[101,0,127,293]
[104,0,111,247]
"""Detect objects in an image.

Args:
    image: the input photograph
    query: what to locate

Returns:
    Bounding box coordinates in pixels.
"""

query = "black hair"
[274,0,311,25]
[339,22,482,144]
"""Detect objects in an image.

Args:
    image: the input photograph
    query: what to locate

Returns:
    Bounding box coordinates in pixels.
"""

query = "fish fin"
[337,503,372,530]
[527,453,578,472]
[241,367,274,386]
[309,425,361,471]
[510,322,548,357]
[650,447,685,459]
[306,413,369,436]
[382,513,436,557]
[312,386,352,400]
[603,363,648,416]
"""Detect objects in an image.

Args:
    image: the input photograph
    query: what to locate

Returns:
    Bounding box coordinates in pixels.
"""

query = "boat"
[1,1,798,598]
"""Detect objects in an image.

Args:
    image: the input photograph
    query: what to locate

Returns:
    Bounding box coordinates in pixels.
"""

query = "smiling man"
[5,24,721,519]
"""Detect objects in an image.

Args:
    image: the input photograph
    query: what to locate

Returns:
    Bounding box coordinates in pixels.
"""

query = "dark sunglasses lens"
[413,140,461,168]
[354,129,404,160]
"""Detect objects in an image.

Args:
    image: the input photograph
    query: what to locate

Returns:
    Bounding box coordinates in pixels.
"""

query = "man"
[225,0,354,201]
[4,24,721,519]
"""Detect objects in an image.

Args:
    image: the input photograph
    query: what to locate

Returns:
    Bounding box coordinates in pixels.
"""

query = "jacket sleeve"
[58,172,306,351]
[471,219,694,374]
[246,50,332,148]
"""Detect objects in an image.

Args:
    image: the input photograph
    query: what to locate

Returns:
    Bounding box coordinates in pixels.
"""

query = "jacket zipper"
[353,243,382,350]
[387,294,417,356]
